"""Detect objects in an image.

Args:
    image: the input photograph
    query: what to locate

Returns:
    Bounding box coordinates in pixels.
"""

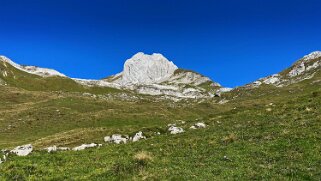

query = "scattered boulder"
[45,146,57,153]
[306,107,312,112]
[168,125,184,134]
[218,99,229,104]
[0,154,7,164]
[72,143,98,151]
[195,122,206,128]
[11,144,33,156]
[180,120,186,124]
[1,149,9,163]
[266,108,272,112]
[3,154,8,161]
[223,155,232,161]
[45,146,70,153]
[190,122,206,129]
[57,147,70,151]
[104,134,129,144]
[131,131,146,142]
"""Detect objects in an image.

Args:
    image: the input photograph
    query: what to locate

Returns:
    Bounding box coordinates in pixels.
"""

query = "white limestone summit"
[114,52,178,85]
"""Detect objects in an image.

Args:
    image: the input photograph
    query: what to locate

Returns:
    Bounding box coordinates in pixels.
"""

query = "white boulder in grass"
[0,150,10,164]
[195,122,206,128]
[11,144,33,156]
[168,125,184,134]
[45,146,70,153]
[190,122,206,129]
[0,156,4,164]
[72,143,98,151]
[132,131,146,142]
[3,154,8,161]
[57,147,70,151]
[45,146,57,153]
[104,134,129,144]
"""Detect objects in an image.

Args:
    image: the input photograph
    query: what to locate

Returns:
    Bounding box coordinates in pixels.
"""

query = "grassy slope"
[0,61,122,94]
[0,86,220,148]
[0,66,320,179]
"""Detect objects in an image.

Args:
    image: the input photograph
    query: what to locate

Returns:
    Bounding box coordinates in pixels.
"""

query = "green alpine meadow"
[0,51,320,180]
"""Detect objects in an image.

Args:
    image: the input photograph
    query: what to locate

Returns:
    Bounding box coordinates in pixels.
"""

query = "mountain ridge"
[0,53,222,99]
[1,51,320,98]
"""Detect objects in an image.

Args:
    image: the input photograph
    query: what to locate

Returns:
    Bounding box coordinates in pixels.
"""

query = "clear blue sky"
[0,0,320,87]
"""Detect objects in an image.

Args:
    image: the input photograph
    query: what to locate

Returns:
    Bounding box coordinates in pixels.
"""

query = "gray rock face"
[114,52,178,85]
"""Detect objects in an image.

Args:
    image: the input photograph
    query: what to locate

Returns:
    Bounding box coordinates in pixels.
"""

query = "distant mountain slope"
[2,51,319,99]
[0,56,66,77]
[245,51,321,88]
[0,56,120,94]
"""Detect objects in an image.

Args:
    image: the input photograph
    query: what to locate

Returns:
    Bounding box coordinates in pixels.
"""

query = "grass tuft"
[222,133,237,144]
[133,151,153,171]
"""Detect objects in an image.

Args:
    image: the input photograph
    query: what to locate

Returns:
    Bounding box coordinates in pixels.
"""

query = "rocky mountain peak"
[117,52,178,85]
[100,52,222,99]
